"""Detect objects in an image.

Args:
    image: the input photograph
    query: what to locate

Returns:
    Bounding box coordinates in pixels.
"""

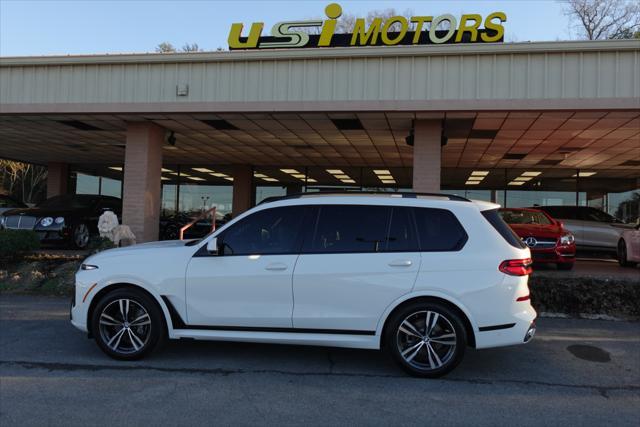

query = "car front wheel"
[91,288,165,360]
[385,301,466,378]
[72,222,90,249]
[618,239,637,267]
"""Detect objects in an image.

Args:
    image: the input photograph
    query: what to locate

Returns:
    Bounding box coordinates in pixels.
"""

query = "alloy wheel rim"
[619,242,626,262]
[98,299,151,354]
[396,310,457,371]
[75,224,89,247]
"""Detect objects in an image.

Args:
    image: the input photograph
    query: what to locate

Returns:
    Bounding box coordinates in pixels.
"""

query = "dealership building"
[1,38,639,242]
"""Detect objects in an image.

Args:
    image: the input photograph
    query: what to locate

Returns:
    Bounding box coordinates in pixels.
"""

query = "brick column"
[412,120,442,193]
[232,165,254,217]
[122,122,164,242]
[46,162,69,198]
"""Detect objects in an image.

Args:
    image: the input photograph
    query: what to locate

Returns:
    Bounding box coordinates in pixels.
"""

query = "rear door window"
[413,208,468,251]
[386,207,420,252]
[303,205,391,253]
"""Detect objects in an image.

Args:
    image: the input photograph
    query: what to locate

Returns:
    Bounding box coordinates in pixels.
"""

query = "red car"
[499,208,576,270]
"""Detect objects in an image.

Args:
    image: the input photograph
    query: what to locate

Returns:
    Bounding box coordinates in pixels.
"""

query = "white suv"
[71,192,537,377]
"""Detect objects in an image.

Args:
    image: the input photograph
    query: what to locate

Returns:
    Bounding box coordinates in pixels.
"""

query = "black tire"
[71,222,90,249]
[91,288,165,360]
[557,262,574,271]
[618,239,637,267]
[384,301,467,378]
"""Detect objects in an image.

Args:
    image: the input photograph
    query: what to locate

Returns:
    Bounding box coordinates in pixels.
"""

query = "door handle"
[265,263,288,271]
[388,260,412,267]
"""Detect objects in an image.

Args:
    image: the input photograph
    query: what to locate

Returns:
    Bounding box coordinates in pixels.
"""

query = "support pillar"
[412,120,442,193]
[46,162,69,198]
[232,165,254,217]
[122,122,164,242]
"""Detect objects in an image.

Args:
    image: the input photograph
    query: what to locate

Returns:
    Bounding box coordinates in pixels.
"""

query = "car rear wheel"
[618,239,637,267]
[385,301,466,378]
[72,222,90,249]
[91,288,165,360]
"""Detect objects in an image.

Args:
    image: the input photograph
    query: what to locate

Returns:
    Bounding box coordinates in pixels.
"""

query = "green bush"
[0,229,40,263]
[87,236,117,254]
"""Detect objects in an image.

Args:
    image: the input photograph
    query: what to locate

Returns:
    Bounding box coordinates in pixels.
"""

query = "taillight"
[499,258,533,276]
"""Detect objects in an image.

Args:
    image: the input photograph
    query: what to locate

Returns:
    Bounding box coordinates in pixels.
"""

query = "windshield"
[37,195,96,210]
[499,210,552,225]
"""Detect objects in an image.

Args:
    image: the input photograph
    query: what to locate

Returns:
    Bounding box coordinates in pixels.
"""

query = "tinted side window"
[580,207,614,223]
[304,205,390,253]
[481,209,526,249]
[219,206,305,255]
[540,206,575,220]
[386,207,420,252]
[414,208,469,251]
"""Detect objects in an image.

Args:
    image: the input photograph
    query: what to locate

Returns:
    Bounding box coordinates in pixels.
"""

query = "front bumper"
[531,246,575,264]
[34,226,71,243]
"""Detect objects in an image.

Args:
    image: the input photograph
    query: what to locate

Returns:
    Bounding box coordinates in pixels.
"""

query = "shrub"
[0,229,40,264]
[87,236,117,254]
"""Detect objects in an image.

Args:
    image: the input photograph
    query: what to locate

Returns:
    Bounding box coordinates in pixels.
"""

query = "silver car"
[534,206,632,253]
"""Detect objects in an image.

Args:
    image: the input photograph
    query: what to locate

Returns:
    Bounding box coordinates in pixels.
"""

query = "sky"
[0,0,574,57]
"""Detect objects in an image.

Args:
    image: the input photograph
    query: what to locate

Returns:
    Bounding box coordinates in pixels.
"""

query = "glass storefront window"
[75,173,100,195]
[505,191,584,208]
[256,186,287,203]
[608,190,640,223]
[179,185,233,217]
[101,177,121,198]
[161,184,178,216]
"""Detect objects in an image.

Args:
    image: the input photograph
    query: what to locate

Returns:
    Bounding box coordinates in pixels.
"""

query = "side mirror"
[206,237,219,255]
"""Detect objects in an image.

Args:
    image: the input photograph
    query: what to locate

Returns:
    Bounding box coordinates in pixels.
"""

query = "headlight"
[40,217,53,227]
[560,233,575,245]
[54,216,65,225]
[81,264,99,270]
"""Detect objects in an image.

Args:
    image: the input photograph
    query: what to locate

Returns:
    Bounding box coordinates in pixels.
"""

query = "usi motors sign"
[228,3,506,50]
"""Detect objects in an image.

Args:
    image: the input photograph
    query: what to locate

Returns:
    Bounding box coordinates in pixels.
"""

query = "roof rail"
[258,191,471,205]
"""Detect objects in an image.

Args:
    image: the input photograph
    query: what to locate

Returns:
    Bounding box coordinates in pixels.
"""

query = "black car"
[1,194,121,249]
[0,195,28,215]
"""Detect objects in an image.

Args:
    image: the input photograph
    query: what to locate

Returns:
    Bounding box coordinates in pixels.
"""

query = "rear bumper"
[475,304,537,349]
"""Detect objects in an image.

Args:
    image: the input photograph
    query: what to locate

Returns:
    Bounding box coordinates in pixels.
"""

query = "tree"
[0,160,47,204]
[156,42,206,53]
[181,43,202,52]
[563,0,640,40]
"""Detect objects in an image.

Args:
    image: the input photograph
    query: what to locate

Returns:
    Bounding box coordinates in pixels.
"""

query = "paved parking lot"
[1,295,639,426]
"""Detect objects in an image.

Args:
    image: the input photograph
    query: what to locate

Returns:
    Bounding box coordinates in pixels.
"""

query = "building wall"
[1,41,638,113]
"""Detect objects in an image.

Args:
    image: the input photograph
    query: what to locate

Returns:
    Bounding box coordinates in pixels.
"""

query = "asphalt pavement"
[1,295,639,426]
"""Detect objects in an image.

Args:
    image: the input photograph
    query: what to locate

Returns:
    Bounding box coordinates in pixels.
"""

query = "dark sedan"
[0,194,121,249]
[0,194,27,215]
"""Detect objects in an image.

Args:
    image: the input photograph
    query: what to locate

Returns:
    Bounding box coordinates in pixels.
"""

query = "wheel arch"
[86,282,173,338]
[379,295,477,349]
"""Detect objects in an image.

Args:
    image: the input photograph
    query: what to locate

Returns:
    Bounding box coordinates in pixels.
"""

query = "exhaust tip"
[524,322,536,343]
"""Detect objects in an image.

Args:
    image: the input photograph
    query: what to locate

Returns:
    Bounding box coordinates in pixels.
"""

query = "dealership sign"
[229,3,505,50]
